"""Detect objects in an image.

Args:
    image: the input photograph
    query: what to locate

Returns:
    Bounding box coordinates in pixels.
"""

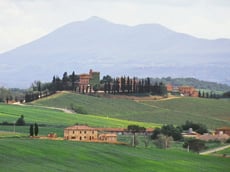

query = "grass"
[1,94,230,172]
[33,92,230,129]
[0,103,159,137]
[218,148,230,154]
[0,138,230,172]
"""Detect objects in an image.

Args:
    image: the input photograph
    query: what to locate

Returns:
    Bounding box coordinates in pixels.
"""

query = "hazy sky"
[1,0,230,53]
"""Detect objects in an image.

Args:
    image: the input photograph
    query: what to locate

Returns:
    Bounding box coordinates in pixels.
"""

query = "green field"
[33,92,230,129]
[0,103,159,137]
[1,138,230,172]
[1,93,230,171]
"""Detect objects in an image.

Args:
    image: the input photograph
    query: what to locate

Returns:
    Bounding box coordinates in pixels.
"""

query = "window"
[73,130,75,134]
[84,131,86,134]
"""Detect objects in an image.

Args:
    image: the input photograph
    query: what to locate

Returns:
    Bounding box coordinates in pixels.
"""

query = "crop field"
[33,92,230,129]
[1,138,230,172]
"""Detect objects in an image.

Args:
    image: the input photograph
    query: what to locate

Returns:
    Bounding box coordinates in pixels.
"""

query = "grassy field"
[33,92,230,129]
[216,148,230,155]
[1,93,230,171]
[1,138,230,172]
[0,103,158,137]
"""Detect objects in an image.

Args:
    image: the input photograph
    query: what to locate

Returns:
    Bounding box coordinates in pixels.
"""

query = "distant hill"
[0,16,230,88]
[150,77,230,92]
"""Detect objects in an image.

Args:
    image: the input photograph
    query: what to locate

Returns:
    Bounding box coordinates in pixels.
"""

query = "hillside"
[1,16,230,88]
[0,103,157,137]
[1,93,230,172]
[0,138,229,172]
[33,92,230,129]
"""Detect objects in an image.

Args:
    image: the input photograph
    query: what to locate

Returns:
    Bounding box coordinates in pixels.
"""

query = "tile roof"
[65,125,96,131]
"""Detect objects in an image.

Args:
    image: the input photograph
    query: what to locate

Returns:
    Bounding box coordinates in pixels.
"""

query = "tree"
[93,84,100,92]
[71,71,76,91]
[101,75,113,84]
[183,138,206,153]
[151,127,161,140]
[151,125,182,141]
[182,121,208,134]
[128,125,146,147]
[142,135,151,148]
[154,134,173,149]
[161,124,182,141]
[30,124,34,137]
[198,90,201,97]
[34,123,39,136]
[62,72,69,90]
[16,115,25,126]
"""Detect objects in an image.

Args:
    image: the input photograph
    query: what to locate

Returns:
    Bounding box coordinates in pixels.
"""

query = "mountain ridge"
[0,16,230,88]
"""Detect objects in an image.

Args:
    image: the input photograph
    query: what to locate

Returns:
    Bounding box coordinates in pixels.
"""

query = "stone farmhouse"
[215,127,230,136]
[166,84,198,97]
[78,69,100,93]
[64,125,154,143]
[64,125,117,143]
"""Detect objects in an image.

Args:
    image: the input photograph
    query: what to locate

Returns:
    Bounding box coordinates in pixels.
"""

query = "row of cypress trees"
[29,123,39,137]
[103,76,167,95]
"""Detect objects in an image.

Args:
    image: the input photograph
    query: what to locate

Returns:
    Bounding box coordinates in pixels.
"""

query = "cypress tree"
[30,124,34,137]
[34,123,39,136]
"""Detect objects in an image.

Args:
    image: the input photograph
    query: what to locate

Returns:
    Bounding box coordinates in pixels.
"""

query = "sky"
[1,0,230,53]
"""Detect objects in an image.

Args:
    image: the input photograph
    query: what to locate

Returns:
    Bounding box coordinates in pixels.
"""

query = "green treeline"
[102,76,167,96]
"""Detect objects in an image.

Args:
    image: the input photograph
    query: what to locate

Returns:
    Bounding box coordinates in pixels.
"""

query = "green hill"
[1,138,229,172]
[1,93,230,172]
[0,103,158,137]
[33,92,230,129]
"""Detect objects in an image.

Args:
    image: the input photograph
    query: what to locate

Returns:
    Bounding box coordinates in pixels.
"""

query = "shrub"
[70,104,88,114]
[151,127,161,140]
[2,121,10,125]
[183,138,206,153]
[154,134,173,149]
[182,121,208,134]
[16,115,25,126]
[226,138,230,143]
[151,125,182,141]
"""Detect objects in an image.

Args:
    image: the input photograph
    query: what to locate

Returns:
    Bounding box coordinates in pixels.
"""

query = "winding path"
[199,144,230,155]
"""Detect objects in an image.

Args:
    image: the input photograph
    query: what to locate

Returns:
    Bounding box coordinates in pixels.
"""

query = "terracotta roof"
[99,133,117,137]
[65,126,154,132]
[97,128,125,132]
[198,134,230,141]
[64,125,96,131]
[146,128,154,132]
[216,127,230,130]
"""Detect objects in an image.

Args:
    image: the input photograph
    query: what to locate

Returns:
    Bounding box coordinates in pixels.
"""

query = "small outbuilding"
[215,127,230,136]
[99,133,117,142]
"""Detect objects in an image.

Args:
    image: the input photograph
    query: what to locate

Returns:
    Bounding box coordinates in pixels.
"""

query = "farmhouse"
[178,86,198,97]
[215,127,230,136]
[78,69,100,93]
[64,125,98,141]
[167,84,198,97]
[64,125,118,142]
[198,133,229,142]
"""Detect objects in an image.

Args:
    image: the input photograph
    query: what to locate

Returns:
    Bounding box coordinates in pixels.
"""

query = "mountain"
[0,16,230,88]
